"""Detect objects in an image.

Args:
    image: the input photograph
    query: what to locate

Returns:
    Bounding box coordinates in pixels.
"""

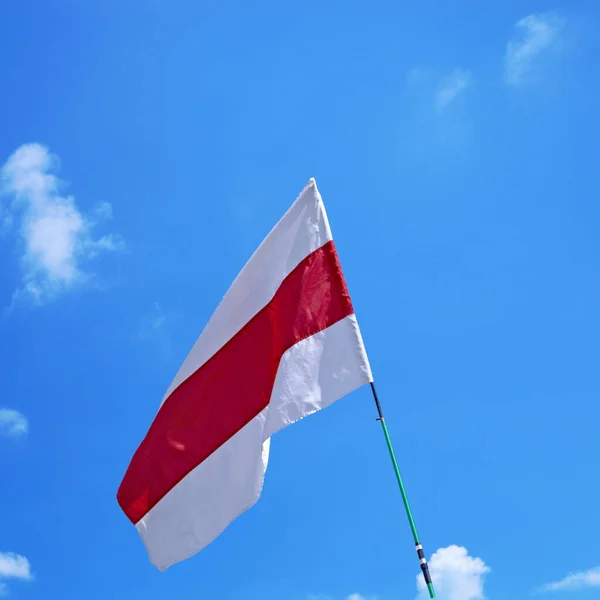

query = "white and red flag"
[117,179,373,570]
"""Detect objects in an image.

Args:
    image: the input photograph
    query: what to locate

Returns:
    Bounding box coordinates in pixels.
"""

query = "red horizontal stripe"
[117,241,353,523]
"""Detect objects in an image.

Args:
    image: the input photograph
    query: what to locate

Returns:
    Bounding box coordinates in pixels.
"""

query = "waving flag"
[117,178,373,570]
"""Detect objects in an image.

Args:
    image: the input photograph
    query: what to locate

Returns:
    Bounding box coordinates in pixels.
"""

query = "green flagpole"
[369,382,436,599]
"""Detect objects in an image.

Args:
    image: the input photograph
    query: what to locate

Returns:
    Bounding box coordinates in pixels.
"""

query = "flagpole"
[369,382,436,599]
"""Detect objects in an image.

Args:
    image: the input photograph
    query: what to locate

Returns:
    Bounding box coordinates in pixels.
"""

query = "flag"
[117,178,373,570]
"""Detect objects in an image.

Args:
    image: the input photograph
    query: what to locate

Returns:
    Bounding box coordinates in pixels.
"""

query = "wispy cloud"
[435,69,473,113]
[416,545,489,600]
[0,143,123,308]
[132,302,179,362]
[308,594,368,600]
[0,409,28,438]
[505,12,565,85]
[537,566,600,593]
[0,552,33,595]
[134,302,168,341]
[406,66,432,89]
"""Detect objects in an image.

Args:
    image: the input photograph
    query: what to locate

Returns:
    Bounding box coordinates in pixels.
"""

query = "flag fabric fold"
[117,178,372,570]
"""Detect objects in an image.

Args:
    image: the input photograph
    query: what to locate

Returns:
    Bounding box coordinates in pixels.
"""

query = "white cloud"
[505,12,564,85]
[0,409,28,438]
[435,69,472,113]
[0,143,123,308]
[347,595,367,600]
[538,566,600,593]
[416,545,489,600]
[0,553,32,595]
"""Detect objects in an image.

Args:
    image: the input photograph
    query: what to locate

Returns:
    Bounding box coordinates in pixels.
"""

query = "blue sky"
[1,1,599,599]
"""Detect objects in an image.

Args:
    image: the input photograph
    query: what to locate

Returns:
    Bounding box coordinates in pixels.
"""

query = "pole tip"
[427,582,436,598]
